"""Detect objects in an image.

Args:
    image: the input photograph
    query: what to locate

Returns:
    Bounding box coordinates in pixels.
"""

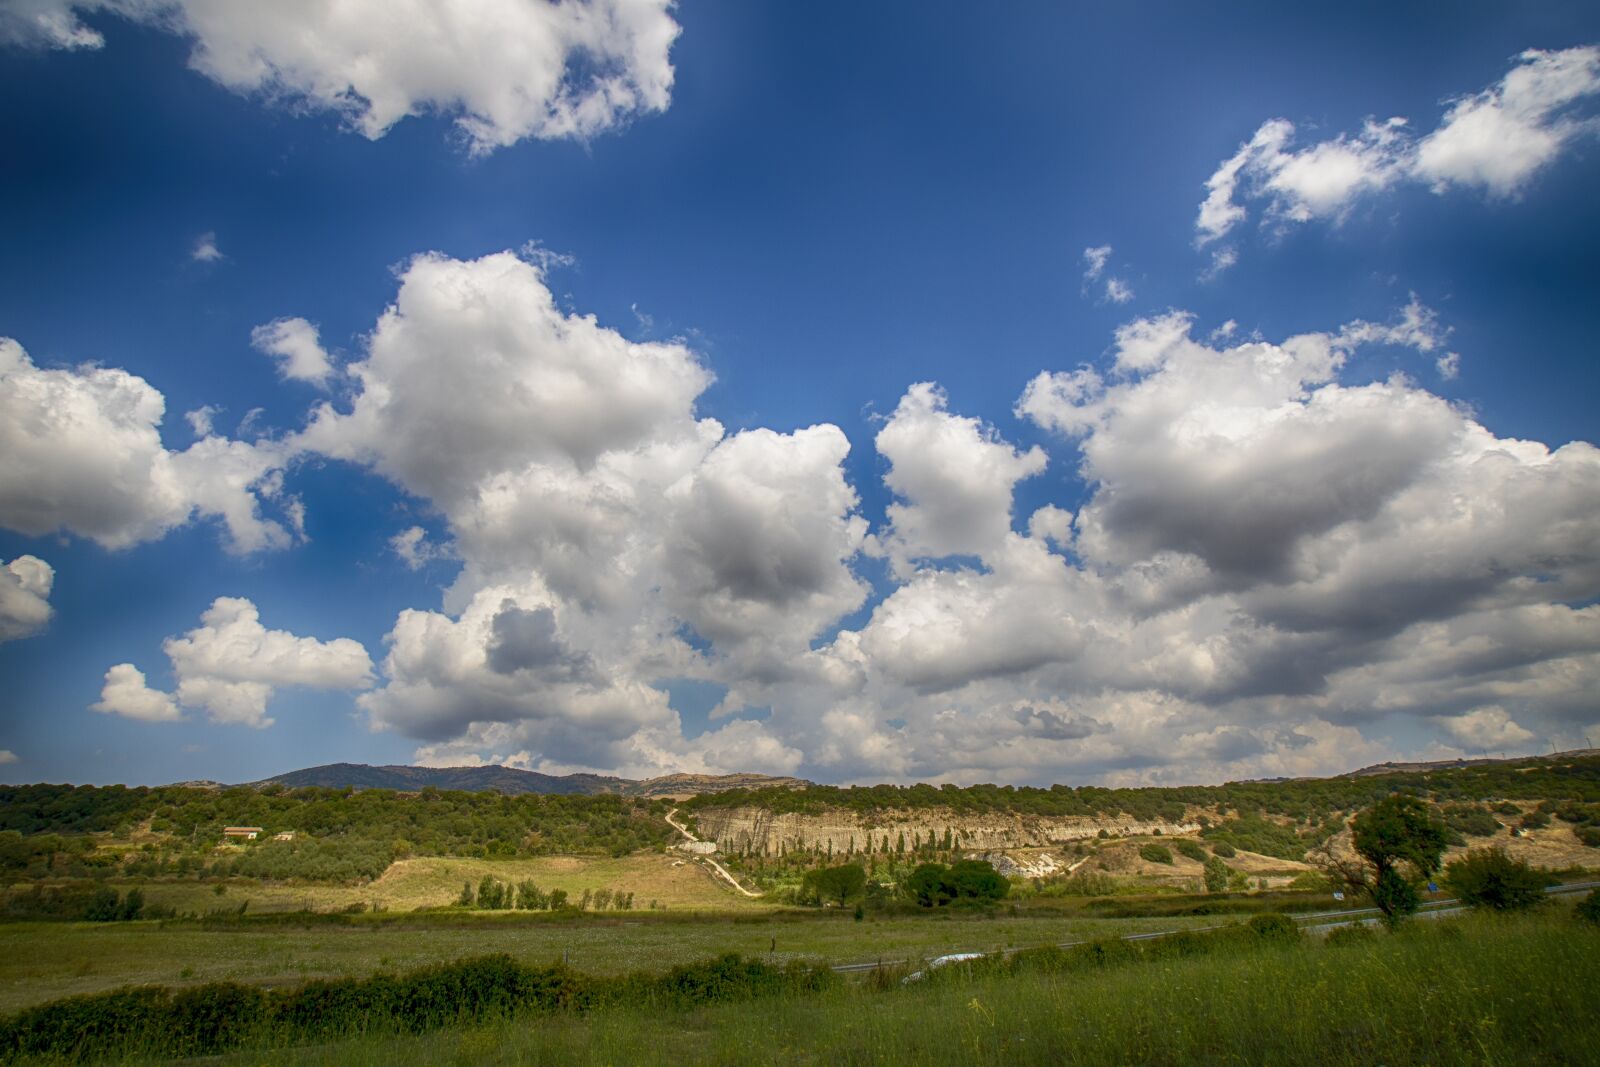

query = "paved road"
[664,808,765,898]
[828,879,1600,974]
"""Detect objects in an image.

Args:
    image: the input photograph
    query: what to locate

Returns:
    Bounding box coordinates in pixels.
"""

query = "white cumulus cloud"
[267,251,1600,787]
[1196,47,1600,254]
[1416,46,1600,195]
[163,597,375,728]
[282,249,869,774]
[0,555,53,642]
[0,338,293,553]
[1434,706,1536,752]
[92,663,181,722]
[251,318,334,387]
[1,0,681,153]
[875,382,1046,572]
[92,598,373,728]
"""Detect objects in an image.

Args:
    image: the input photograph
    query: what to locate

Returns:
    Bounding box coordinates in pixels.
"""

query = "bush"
[1210,842,1237,858]
[1139,844,1174,865]
[1200,817,1308,861]
[1519,809,1551,830]
[1035,871,1118,898]
[1202,855,1230,894]
[0,953,839,1061]
[1324,923,1378,948]
[1245,912,1300,944]
[1,884,146,922]
[1445,848,1549,912]
[1442,804,1501,839]
[904,860,1008,907]
[1577,827,1600,848]
[1174,840,1208,862]
[1576,890,1600,925]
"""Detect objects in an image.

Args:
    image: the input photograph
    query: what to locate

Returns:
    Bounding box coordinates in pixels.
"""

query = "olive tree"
[1316,795,1448,927]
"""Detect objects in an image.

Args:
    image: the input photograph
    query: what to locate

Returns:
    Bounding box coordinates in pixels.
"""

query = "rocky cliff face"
[690,806,1200,856]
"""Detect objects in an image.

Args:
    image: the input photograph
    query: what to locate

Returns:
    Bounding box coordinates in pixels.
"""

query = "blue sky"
[2,2,1597,788]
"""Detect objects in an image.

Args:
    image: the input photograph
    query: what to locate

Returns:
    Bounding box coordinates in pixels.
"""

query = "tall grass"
[8,910,1596,1065]
[251,913,1595,1066]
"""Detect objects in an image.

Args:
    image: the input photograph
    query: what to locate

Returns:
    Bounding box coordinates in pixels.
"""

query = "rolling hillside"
[248,762,811,798]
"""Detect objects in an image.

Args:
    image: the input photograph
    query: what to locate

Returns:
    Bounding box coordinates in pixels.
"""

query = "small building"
[222,826,263,840]
[273,832,296,842]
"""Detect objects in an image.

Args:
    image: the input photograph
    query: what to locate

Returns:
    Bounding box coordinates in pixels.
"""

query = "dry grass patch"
[130,852,771,917]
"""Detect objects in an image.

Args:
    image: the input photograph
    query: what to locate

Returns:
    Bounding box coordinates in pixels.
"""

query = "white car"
[901,952,987,983]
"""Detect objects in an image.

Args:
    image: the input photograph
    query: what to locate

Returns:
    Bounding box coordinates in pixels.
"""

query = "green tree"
[802,863,867,906]
[1445,848,1547,911]
[457,880,475,907]
[949,859,1008,902]
[1324,795,1449,927]
[906,863,954,907]
[1202,855,1230,894]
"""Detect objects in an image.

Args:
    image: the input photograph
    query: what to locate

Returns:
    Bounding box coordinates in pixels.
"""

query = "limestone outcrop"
[690,806,1200,857]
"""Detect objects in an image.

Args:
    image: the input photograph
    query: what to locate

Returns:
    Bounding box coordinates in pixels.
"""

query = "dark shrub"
[1174,840,1208,862]
[1325,923,1378,948]
[1211,842,1237,859]
[1445,848,1549,912]
[0,987,170,1061]
[1576,890,1600,925]
[1139,843,1174,865]
[1442,805,1501,839]
[1246,912,1300,944]
[166,983,268,1056]
[82,886,122,922]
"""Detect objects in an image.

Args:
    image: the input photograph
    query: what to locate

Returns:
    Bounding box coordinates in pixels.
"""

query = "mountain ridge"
[247,762,811,798]
[219,749,1600,797]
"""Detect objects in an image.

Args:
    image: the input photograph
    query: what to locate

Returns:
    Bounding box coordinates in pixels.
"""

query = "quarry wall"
[690,806,1200,856]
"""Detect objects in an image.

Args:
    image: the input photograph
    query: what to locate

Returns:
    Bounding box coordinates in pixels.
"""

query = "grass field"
[34,908,1593,1066]
[112,852,763,917]
[0,906,1243,1015]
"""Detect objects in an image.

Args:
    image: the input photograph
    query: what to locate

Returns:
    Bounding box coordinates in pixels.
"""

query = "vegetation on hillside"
[0,784,675,886]
[678,755,1600,827]
[0,757,1595,896]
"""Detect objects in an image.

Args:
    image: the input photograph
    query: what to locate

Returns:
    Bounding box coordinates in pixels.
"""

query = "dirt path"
[665,808,764,898]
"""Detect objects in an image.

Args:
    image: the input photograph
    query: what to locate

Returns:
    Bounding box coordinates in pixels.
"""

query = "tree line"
[679,755,1600,825]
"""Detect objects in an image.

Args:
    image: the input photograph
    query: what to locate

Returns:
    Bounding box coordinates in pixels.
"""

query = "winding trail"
[665,808,764,898]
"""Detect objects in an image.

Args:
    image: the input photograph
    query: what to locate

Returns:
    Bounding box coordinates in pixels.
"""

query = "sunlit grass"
[10,910,1592,1065]
[0,908,1223,1013]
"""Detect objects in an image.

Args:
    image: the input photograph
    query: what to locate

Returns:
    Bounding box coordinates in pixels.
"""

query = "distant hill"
[1341,748,1600,778]
[247,762,810,798]
[625,772,812,799]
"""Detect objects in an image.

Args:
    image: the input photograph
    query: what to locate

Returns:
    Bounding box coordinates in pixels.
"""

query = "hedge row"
[0,952,836,1062]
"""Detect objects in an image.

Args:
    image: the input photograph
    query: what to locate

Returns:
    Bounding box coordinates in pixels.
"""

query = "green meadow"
[5,907,1596,1065]
[0,906,1228,1014]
